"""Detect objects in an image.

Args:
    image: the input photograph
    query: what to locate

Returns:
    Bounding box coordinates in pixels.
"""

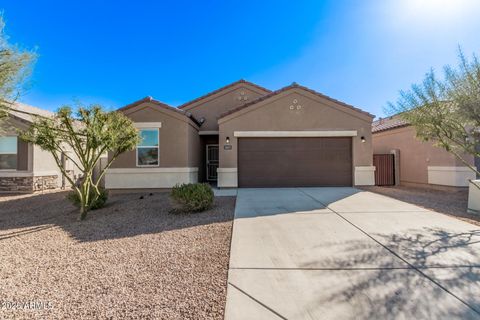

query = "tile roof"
[372,115,409,133]
[1,100,54,123]
[219,82,375,119]
[178,79,271,109]
[118,96,202,126]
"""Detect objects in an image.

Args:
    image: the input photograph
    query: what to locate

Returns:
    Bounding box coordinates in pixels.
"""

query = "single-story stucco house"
[106,80,375,189]
[372,115,477,188]
[0,102,81,192]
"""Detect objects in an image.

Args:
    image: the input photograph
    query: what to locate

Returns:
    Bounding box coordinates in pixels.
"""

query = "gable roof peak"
[118,96,173,111]
[178,79,271,109]
[118,96,202,126]
[219,82,375,119]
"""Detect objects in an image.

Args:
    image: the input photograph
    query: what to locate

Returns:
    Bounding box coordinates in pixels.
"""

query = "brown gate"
[373,154,395,186]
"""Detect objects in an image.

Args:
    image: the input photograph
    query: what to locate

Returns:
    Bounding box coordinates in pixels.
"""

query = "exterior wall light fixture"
[360,136,366,143]
[226,136,230,144]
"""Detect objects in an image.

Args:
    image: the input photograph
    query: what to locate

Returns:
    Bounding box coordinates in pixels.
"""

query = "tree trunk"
[78,182,89,220]
[79,204,88,220]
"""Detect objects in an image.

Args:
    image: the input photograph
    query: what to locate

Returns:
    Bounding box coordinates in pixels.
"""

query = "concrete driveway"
[225,188,480,320]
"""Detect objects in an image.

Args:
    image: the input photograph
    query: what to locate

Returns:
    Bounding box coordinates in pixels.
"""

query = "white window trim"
[135,122,162,128]
[136,128,160,167]
[233,130,358,137]
[0,135,18,170]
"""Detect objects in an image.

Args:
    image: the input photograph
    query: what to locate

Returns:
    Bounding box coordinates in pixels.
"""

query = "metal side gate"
[373,154,395,186]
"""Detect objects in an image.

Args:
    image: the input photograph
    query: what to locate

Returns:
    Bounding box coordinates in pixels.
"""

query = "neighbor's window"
[137,129,159,166]
[0,136,17,170]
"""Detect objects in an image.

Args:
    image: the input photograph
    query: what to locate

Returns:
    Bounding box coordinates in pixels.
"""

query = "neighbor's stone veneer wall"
[0,175,58,192]
[33,175,58,191]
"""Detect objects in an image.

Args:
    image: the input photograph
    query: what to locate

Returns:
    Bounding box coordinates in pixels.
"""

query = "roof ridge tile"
[178,79,271,109]
[219,83,375,119]
[118,97,202,126]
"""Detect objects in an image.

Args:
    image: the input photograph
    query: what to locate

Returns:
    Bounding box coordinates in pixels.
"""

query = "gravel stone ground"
[0,191,235,319]
[360,185,479,226]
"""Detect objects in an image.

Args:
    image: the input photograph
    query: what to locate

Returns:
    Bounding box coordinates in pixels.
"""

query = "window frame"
[0,136,18,171]
[136,128,160,167]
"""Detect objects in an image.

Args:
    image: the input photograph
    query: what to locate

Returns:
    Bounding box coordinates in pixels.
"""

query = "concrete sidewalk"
[225,188,480,320]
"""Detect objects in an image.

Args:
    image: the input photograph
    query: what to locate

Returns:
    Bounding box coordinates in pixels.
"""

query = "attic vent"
[289,98,302,110]
[236,91,249,101]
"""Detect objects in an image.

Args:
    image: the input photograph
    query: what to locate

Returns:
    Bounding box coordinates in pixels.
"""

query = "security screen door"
[206,144,219,181]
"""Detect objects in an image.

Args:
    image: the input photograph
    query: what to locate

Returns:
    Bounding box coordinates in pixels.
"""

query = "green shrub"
[67,188,109,210]
[170,183,214,213]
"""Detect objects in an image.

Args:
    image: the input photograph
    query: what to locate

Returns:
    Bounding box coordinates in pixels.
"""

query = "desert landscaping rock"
[0,191,235,319]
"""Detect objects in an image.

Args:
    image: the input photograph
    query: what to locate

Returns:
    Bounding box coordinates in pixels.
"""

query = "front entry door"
[206,144,219,181]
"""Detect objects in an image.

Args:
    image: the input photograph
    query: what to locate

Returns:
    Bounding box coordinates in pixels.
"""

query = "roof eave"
[118,96,202,128]
[178,79,271,110]
[372,123,410,134]
[218,83,375,120]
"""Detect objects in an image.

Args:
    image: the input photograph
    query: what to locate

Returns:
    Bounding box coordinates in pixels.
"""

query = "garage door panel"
[238,137,352,187]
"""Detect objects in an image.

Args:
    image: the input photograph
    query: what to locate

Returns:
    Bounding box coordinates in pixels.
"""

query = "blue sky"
[3,0,480,117]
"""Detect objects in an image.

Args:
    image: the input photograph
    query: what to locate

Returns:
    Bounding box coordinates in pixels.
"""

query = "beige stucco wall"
[218,88,373,186]
[187,123,201,168]
[31,145,66,188]
[110,102,198,168]
[106,102,200,189]
[0,117,25,136]
[33,145,61,172]
[181,83,269,131]
[373,126,475,186]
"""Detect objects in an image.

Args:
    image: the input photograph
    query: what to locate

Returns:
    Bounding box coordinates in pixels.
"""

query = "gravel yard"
[361,185,479,226]
[0,191,235,319]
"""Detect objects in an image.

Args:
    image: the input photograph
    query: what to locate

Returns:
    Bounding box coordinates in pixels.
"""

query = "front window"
[0,136,17,170]
[137,129,159,166]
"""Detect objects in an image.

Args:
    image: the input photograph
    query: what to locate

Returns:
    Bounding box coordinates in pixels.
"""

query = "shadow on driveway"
[227,187,480,319]
[299,227,480,319]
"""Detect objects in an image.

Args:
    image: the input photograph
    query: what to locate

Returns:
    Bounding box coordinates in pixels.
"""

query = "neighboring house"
[106,80,375,189]
[0,102,80,192]
[372,115,476,188]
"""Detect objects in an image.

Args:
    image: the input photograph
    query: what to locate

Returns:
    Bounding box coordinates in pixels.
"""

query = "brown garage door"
[238,137,352,187]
